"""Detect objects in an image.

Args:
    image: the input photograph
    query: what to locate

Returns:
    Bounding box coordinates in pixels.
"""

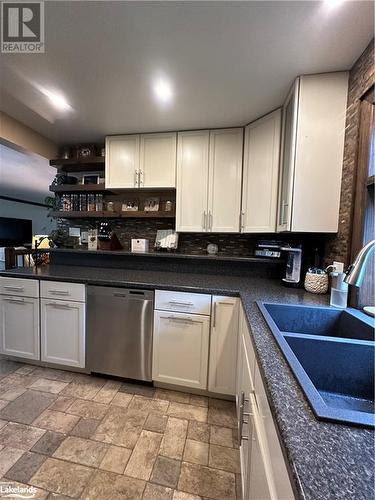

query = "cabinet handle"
[168,301,194,306]
[240,212,245,231]
[3,297,26,304]
[46,302,73,309]
[139,170,143,186]
[208,211,213,231]
[281,200,289,224]
[167,316,200,324]
[3,286,24,291]
[203,211,207,231]
[49,290,70,296]
[212,302,217,328]
[134,170,139,187]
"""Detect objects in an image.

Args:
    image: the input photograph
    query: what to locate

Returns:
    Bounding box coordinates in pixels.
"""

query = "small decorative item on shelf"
[144,197,160,211]
[155,230,178,251]
[100,146,105,157]
[88,229,98,250]
[87,194,96,212]
[60,146,71,159]
[122,199,139,212]
[164,200,173,212]
[76,144,96,158]
[79,194,87,211]
[51,173,78,186]
[106,201,115,212]
[304,268,329,294]
[95,194,103,211]
[82,174,99,185]
[207,243,219,255]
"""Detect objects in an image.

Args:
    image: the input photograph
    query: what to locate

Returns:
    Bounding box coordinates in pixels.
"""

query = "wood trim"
[349,95,374,307]
[350,98,374,261]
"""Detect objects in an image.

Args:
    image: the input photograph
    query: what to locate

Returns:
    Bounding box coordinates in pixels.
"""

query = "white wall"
[0,199,56,237]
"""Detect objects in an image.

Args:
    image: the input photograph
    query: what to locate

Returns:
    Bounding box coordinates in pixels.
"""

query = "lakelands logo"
[1,1,45,53]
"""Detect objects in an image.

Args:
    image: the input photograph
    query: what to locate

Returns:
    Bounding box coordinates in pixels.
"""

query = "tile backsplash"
[57,218,331,263]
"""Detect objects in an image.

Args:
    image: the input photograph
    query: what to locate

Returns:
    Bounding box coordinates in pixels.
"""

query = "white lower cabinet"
[41,298,85,368]
[153,310,210,389]
[0,295,40,360]
[208,296,239,395]
[237,304,295,500]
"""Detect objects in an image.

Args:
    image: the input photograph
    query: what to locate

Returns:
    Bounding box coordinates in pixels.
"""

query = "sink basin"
[258,302,375,427]
[262,303,374,341]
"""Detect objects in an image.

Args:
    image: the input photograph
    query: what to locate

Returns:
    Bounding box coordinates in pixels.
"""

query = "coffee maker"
[280,245,302,287]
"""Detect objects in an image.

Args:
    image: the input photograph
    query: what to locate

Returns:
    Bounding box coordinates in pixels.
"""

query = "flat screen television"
[0,217,32,246]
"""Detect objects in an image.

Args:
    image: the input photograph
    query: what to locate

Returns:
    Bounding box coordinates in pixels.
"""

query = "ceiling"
[0,1,373,145]
[0,144,54,203]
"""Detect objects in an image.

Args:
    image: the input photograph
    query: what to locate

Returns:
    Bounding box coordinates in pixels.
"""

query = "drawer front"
[0,277,39,298]
[41,280,86,303]
[155,290,211,315]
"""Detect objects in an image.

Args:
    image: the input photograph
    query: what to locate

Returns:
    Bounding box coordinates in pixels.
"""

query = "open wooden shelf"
[50,184,176,194]
[50,211,176,219]
[50,184,108,193]
[50,157,105,172]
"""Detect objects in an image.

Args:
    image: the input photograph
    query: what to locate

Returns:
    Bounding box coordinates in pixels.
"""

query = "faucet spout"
[344,240,375,288]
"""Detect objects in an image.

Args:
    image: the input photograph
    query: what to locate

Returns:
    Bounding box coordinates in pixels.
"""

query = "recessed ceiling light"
[323,0,345,9]
[41,88,72,112]
[153,77,173,105]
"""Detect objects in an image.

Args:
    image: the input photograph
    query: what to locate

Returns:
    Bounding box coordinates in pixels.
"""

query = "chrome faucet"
[344,239,375,287]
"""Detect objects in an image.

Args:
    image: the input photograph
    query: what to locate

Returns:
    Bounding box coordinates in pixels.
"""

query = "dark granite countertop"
[1,265,374,500]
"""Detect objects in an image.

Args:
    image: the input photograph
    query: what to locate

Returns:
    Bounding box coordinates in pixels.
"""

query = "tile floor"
[0,359,241,499]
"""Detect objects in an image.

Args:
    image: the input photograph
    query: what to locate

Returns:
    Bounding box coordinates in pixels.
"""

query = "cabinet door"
[209,296,239,395]
[254,365,295,500]
[238,333,255,500]
[242,111,281,233]
[153,310,209,389]
[41,299,85,368]
[0,296,39,360]
[176,131,210,232]
[208,129,243,232]
[248,401,273,500]
[140,133,177,188]
[292,73,348,232]
[105,135,140,188]
[277,79,299,231]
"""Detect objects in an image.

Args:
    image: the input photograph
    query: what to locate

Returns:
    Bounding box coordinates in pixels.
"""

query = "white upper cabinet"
[176,131,210,232]
[176,128,243,232]
[277,72,348,232]
[242,110,281,233]
[140,132,177,188]
[105,135,140,188]
[208,129,243,232]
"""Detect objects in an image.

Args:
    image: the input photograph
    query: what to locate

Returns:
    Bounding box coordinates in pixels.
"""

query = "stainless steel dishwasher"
[87,286,154,381]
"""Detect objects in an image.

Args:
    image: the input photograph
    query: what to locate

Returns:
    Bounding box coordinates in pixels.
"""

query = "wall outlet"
[333,261,344,273]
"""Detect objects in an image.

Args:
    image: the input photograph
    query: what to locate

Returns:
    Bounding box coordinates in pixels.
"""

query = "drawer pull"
[3,297,26,304]
[46,302,73,309]
[167,316,199,324]
[168,301,194,306]
[49,290,70,296]
[4,286,24,291]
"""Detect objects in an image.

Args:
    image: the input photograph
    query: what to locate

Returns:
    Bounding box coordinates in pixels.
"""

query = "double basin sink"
[258,302,374,428]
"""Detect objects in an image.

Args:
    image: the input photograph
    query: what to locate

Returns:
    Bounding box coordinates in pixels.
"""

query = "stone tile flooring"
[0,359,241,499]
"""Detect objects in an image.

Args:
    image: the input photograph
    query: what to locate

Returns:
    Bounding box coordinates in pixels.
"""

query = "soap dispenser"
[328,262,348,309]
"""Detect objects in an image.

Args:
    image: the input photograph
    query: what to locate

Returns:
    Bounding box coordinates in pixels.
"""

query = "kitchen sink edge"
[257,301,375,428]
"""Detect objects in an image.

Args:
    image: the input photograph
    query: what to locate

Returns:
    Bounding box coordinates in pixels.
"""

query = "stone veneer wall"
[323,39,374,266]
